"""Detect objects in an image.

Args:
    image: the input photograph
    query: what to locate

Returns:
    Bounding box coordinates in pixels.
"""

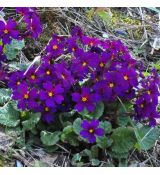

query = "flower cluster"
[0,8,42,85]
[16,8,42,39]
[9,26,159,136]
[134,69,160,126]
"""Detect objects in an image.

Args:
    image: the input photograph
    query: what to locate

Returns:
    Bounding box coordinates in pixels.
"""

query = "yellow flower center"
[31,75,36,80]
[72,47,76,52]
[24,94,29,99]
[45,107,49,112]
[89,129,94,133]
[82,62,87,66]
[17,81,20,85]
[4,29,8,34]
[46,70,51,75]
[140,104,144,108]
[109,83,114,88]
[111,55,115,60]
[89,41,94,46]
[61,74,65,79]
[99,62,104,68]
[147,90,151,95]
[48,92,53,97]
[82,96,88,102]
[52,45,58,50]
[124,75,129,80]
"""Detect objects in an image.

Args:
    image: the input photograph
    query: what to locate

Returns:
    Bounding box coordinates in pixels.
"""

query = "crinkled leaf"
[90,102,104,119]
[79,102,104,119]
[8,62,30,71]
[4,39,25,60]
[40,131,61,146]
[97,136,113,149]
[0,89,11,104]
[0,102,20,127]
[91,159,100,166]
[100,121,112,134]
[22,113,41,131]
[71,153,83,166]
[135,126,160,151]
[111,127,136,154]
[91,145,99,159]
[73,118,82,135]
[108,150,129,159]
[61,125,79,146]
[117,103,133,126]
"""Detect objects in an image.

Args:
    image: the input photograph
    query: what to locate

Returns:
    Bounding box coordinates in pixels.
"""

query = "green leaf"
[117,103,133,126]
[79,102,104,119]
[97,136,113,149]
[73,118,82,135]
[117,115,130,126]
[90,102,104,119]
[108,151,129,159]
[40,131,61,146]
[44,145,58,153]
[61,125,79,146]
[4,39,25,60]
[135,126,160,151]
[91,145,99,159]
[0,89,11,104]
[81,149,92,158]
[8,62,30,71]
[97,11,112,23]
[0,102,20,127]
[100,121,112,134]
[111,127,136,154]
[71,153,83,166]
[22,113,41,131]
[91,159,100,166]
[34,161,49,167]
[147,7,160,13]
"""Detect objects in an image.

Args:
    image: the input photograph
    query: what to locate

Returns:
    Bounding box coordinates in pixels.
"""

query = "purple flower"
[38,104,56,124]
[134,94,158,123]
[72,87,100,112]
[24,66,40,84]
[66,37,79,53]
[45,38,64,57]
[119,68,138,88]
[16,7,30,16]
[54,62,75,88]
[8,71,25,89]
[42,112,55,124]
[94,52,110,72]
[0,45,6,62]
[0,65,7,81]
[80,119,105,143]
[103,72,128,100]
[25,15,42,39]
[71,26,83,38]
[71,52,95,80]
[37,62,55,81]
[39,81,64,108]
[12,84,38,110]
[16,7,42,39]
[0,19,19,44]
[82,36,101,47]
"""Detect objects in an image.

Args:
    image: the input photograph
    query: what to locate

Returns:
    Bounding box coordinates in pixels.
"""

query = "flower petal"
[95,128,105,136]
